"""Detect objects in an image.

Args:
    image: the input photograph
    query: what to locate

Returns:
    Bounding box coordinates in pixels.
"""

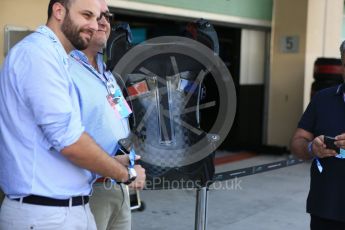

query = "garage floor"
[132,153,311,230]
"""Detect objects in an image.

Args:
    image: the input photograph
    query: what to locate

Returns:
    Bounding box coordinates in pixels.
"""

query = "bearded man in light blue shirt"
[0,0,140,229]
[70,1,146,229]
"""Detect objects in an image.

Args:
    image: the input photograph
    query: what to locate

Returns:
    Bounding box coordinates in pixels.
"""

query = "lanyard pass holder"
[106,80,116,96]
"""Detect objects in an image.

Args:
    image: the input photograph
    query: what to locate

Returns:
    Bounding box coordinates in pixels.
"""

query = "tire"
[313,57,343,82]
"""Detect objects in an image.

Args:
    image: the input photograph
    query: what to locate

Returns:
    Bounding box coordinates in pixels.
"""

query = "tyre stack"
[311,58,343,99]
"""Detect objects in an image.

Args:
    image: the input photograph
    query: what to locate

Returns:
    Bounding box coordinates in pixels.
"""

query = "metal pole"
[195,187,208,230]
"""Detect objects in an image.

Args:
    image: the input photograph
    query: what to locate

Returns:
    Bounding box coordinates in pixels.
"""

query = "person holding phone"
[290,41,345,229]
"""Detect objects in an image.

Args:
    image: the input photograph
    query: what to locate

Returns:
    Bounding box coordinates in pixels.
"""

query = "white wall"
[303,0,343,109]
[240,29,266,85]
[268,0,308,146]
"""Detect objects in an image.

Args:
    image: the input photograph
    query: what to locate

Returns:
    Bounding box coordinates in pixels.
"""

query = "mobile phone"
[130,190,142,211]
[117,138,131,155]
[324,136,340,153]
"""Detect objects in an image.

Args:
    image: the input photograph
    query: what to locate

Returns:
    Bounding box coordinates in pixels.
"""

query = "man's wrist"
[123,167,137,185]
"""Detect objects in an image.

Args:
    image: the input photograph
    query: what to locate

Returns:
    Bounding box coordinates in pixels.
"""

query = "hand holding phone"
[324,136,340,153]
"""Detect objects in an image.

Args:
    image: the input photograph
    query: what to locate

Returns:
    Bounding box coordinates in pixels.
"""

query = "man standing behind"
[291,41,345,229]
[0,0,143,229]
[70,1,145,229]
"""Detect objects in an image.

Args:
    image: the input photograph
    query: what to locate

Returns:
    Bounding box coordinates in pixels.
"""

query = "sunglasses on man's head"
[98,12,114,23]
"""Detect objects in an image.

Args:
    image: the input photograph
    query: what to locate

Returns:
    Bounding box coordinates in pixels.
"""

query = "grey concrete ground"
[132,154,311,230]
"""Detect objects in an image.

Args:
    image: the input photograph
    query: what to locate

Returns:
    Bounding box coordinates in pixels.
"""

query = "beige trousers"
[90,182,131,230]
[0,197,97,230]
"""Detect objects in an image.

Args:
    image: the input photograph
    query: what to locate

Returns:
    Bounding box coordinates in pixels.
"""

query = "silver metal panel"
[240,29,266,85]
[4,25,33,56]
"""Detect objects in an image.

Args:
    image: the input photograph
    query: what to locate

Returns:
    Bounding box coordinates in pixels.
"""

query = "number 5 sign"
[280,36,299,53]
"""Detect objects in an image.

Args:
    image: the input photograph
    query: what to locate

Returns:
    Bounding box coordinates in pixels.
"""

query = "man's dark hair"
[340,40,345,61]
[47,0,73,19]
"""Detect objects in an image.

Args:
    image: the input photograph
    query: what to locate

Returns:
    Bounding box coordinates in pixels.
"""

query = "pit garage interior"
[111,10,270,152]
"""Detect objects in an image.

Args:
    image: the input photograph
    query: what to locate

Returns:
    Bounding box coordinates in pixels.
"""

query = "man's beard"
[61,12,92,50]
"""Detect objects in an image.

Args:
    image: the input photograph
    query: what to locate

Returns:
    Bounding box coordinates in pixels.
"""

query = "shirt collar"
[36,25,59,43]
[70,50,89,64]
[96,52,105,75]
[71,50,106,75]
[36,25,69,69]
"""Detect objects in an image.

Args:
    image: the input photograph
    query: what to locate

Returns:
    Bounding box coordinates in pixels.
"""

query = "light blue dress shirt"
[0,26,91,199]
[69,50,130,167]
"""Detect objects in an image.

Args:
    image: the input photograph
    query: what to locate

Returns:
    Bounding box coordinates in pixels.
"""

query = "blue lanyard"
[129,149,136,168]
[71,53,116,95]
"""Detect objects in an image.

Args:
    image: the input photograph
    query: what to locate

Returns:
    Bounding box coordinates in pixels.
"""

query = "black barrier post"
[195,187,209,230]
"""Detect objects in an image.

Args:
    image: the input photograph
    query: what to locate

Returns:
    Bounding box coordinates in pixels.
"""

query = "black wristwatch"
[123,167,137,185]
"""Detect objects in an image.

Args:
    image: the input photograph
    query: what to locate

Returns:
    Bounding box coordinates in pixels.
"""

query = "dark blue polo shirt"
[298,84,345,222]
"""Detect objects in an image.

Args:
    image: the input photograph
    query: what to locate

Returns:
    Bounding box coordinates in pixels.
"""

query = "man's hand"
[335,133,345,149]
[128,165,146,190]
[311,135,337,158]
[291,128,337,160]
